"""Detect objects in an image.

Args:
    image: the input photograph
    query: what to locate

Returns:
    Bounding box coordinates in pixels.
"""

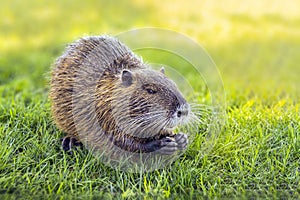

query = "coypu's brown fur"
[50,36,189,155]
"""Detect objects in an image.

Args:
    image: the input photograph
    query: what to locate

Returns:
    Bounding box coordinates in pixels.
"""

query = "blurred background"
[0,0,299,102]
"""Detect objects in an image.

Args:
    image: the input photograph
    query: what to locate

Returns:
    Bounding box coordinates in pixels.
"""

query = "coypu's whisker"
[126,115,166,134]
[189,102,210,107]
[117,112,166,125]
[116,113,166,135]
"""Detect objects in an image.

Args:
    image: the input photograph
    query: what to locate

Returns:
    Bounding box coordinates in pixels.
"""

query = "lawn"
[0,0,299,199]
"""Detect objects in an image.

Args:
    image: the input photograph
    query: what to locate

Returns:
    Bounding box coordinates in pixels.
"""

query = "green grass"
[0,0,299,199]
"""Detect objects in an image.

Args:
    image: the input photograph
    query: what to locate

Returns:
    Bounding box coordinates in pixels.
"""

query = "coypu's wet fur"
[50,36,190,155]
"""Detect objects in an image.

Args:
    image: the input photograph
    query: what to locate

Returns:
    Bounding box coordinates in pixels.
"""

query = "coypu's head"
[112,68,190,138]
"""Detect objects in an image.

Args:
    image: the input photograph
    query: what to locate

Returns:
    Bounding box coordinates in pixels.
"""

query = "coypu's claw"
[174,133,188,150]
[141,136,177,154]
[157,137,178,155]
[154,133,188,155]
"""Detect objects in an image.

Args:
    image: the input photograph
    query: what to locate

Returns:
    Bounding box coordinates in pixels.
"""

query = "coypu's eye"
[143,84,158,94]
[146,88,157,94]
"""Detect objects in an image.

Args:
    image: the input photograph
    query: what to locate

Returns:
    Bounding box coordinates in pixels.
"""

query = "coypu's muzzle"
[164,102,191,131]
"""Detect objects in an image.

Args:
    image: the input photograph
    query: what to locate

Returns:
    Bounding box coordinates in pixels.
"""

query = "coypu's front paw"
[157,133,188,155]
[174,132,188,150]
[157,137,178,155]
[144,134,188,155]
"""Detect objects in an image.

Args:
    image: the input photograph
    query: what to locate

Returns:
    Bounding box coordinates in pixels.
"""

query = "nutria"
[50,36,191,156]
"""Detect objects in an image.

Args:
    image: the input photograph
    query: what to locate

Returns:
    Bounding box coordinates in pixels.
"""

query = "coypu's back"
[50,36,145,137]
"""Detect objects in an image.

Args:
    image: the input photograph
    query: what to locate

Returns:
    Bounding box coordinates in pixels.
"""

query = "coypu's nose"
[176,104,189,118]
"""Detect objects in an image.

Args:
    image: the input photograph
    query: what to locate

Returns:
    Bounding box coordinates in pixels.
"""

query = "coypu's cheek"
[128,97,150,117]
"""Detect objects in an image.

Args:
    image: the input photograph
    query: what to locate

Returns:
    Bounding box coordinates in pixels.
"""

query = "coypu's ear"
[121,70,133,87]
[160,67,165,75]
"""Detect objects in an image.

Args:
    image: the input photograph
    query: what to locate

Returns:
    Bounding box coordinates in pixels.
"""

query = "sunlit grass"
[0,0,299,199]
